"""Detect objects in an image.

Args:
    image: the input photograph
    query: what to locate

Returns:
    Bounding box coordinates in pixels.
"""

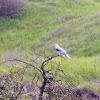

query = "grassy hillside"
[0,0,100,91]
[0,0,100,57]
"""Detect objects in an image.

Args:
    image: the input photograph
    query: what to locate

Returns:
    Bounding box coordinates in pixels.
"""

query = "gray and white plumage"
[55,44,70,58]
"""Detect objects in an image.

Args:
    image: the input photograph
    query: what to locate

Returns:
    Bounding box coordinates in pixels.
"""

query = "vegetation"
[0,0,100,99]
[0,53,100,100]
[0,0,25,17]
[0,0,100,56]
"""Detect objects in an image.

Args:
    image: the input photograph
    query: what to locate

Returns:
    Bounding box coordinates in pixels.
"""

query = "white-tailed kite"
[55,44,70,58]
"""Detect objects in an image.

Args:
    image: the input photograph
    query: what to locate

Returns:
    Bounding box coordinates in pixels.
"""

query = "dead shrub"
[65,87,100,100]
[74,87,100,100]
[0,0,24,17]
[48,85,100,100]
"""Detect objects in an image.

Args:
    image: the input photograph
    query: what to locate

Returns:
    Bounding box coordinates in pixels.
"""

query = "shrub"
[0,0,24,17]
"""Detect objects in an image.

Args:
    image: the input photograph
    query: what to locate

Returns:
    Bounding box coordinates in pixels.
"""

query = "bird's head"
[55,44,59,48]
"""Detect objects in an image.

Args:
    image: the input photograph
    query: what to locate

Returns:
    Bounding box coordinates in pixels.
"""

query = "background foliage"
[0,0,100,99]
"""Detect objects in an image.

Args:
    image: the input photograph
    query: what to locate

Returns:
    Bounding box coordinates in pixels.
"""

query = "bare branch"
[58,69,76,88]
[0,51,76,100]
[0,59,42,74]
[39,55,59,100]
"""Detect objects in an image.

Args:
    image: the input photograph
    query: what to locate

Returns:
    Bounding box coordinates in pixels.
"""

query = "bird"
[54,44,70,58]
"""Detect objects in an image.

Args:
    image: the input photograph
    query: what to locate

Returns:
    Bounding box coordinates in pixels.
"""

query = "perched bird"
[54,44,70,58]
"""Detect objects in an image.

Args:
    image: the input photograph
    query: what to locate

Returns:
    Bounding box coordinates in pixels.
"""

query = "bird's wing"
[56,46,64,51]
[56,47,66,54]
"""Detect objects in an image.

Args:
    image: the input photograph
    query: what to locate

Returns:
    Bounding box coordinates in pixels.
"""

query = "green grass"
[0,0,100,56]
[0,0,100,92]
[1,56,100,91]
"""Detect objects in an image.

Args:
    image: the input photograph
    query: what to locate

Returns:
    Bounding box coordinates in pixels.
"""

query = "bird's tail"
[66,54,70,58]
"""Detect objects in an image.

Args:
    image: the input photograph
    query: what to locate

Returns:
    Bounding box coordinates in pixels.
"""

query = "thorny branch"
[0,50,76,100]
[39,55,59,100]
[58,69,76,88]
[0,59,42,75]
